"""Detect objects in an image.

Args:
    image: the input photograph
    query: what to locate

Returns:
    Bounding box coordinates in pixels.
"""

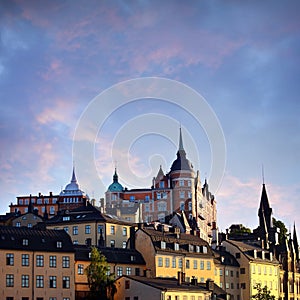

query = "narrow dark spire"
[293,222,299,261]
[258,184,273,234]
[113,167,118,183]
[179,127,184,151]
[71,166,77,183]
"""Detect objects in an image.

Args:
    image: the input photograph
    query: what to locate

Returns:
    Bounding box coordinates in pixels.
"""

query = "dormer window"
[189,244,194,252]
[174,243,179,251]
[23,239,28,246]
[196,246,200,253]
[161,241,166,249]
[253,250,257,259]
[262,251,265,260]
[270,253,273,261]
[57,241,62,248]
[202,246,207,254]
[63,216,70,221]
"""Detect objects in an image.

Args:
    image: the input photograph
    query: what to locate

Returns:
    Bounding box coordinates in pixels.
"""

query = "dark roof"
[46,203,133,226]
[120,275,210,292]
[0,226,74,252]
[213,249,240,267]
[106,205,139,216]
[170,149,194,173]
[75,245,146,265]
[141,227,213,256]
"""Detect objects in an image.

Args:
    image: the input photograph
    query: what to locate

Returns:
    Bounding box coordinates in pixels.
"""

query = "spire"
[258,183,273,234]
[293,222,299,262]
[113,167,118,183]
[71,166,77,183]
[179,126,184,152]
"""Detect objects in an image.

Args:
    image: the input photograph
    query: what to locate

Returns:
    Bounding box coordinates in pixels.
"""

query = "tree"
[273,217,287,246]
[252,283,276,300]
[85,247,116,300]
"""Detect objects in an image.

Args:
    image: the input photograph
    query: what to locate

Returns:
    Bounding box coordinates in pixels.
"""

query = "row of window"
[6,274,70,288]
[6,254,70,268]
[18,198,57,205]
[160,241,208,254]
[63,224,128,236]
[157,257,211,270]
[251,265,278,275]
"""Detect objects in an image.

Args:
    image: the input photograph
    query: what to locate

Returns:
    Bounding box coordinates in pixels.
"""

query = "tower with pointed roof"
[58,167,89,211]
[105,127,217,243]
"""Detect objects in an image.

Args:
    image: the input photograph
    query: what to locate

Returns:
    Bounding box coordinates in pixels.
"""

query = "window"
[110,240,115,248]
[157,193,161,199]
[110,226,115,235]
[50,206,55,214]
[57,241,62,248]
[63,276,70,288]
[78,264,84,275]
[62,256,70,268]
[226,283,229,289]
[123,241,127,248]
[49,276,56,288]
[73,226,78,235]
[180,191,185,198]
[241,283,246,289]
[178,258,183,268]
[117,267,123,277]
[16,221,21,227]
[22,239,28,246]
[180,202,185,210]
[161,241,166,249]
[85,225,91,234]
[225,269,229,276]
[22,298,29,300]
[6,274,14,287]
[235,253,241,259]
[158,201,167,211]
[98,224,104,234]
[145,195,150,202]
[188,201,192,211]
[158,257,163,267]
[219,269,223,276]
[36,275,44,288]
[135,268,140,276]
[49,256,57,268]
[186,259,190,269]
[21,275,29,287]
[63,227,69,233]
[122,227,127,236]
[63,216,70,221]
[160,181,165,188]
[22,254,29,266]
[179,180,184,186]
[125,280,130,289]
[129,195,135,202]
[199,260,204,270]
[6,253,14,266]
[174,243,179,251]
[207,261,211,270]
[193,260,197,269]
[172,257,176,268]
[165,258,170,267]
[126,267,131,275]
[36,255,44,267]
[240,268,246,274]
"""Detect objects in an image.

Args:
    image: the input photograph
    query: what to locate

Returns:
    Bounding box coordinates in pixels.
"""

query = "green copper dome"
[107,168,123,192]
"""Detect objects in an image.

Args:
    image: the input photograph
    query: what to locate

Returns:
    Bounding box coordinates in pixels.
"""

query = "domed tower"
[169,128,197,218]
[106,168,124,209]
[58,167,88,211]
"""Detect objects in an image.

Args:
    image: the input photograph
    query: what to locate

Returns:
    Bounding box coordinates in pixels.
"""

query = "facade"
[133,224,215,282]
[45,202,133,248]
[114,275,217,300]
[0,226,75,300]
[106,129,217,243]
[222,239,280,300]
[74,246,146,300]
[213,248,240,300]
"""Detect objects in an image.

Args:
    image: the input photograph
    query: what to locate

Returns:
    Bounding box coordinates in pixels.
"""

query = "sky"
[1,0,300,232]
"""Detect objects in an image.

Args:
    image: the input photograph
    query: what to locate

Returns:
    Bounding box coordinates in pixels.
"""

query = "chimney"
[129,226,136,249]
[177,271,182,285]
[206,279,214,291]
[191,276,198,286]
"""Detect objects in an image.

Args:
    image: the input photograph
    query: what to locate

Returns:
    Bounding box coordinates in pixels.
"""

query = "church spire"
[179,126,184,152]
[71,166,77,183]
[258,183,273,236]
[293,222,299,262]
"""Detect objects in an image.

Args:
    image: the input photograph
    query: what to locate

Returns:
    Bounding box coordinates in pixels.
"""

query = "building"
[132,223,215,282]
[106,128,217,243]
[45,202,133,248]
[213,247,240,300]
[114,275,227,300]
[74,246,146,300]
[0,226,75,300]
[222,239,280,299]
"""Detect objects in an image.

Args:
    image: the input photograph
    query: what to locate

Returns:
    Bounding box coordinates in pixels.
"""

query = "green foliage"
[273,217,287,246]
[85,247,116,300]
[252,283,276,300]
[229,224,252,235]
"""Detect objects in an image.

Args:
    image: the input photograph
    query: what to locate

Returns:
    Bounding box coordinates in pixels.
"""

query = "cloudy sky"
[1,0,300,232]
